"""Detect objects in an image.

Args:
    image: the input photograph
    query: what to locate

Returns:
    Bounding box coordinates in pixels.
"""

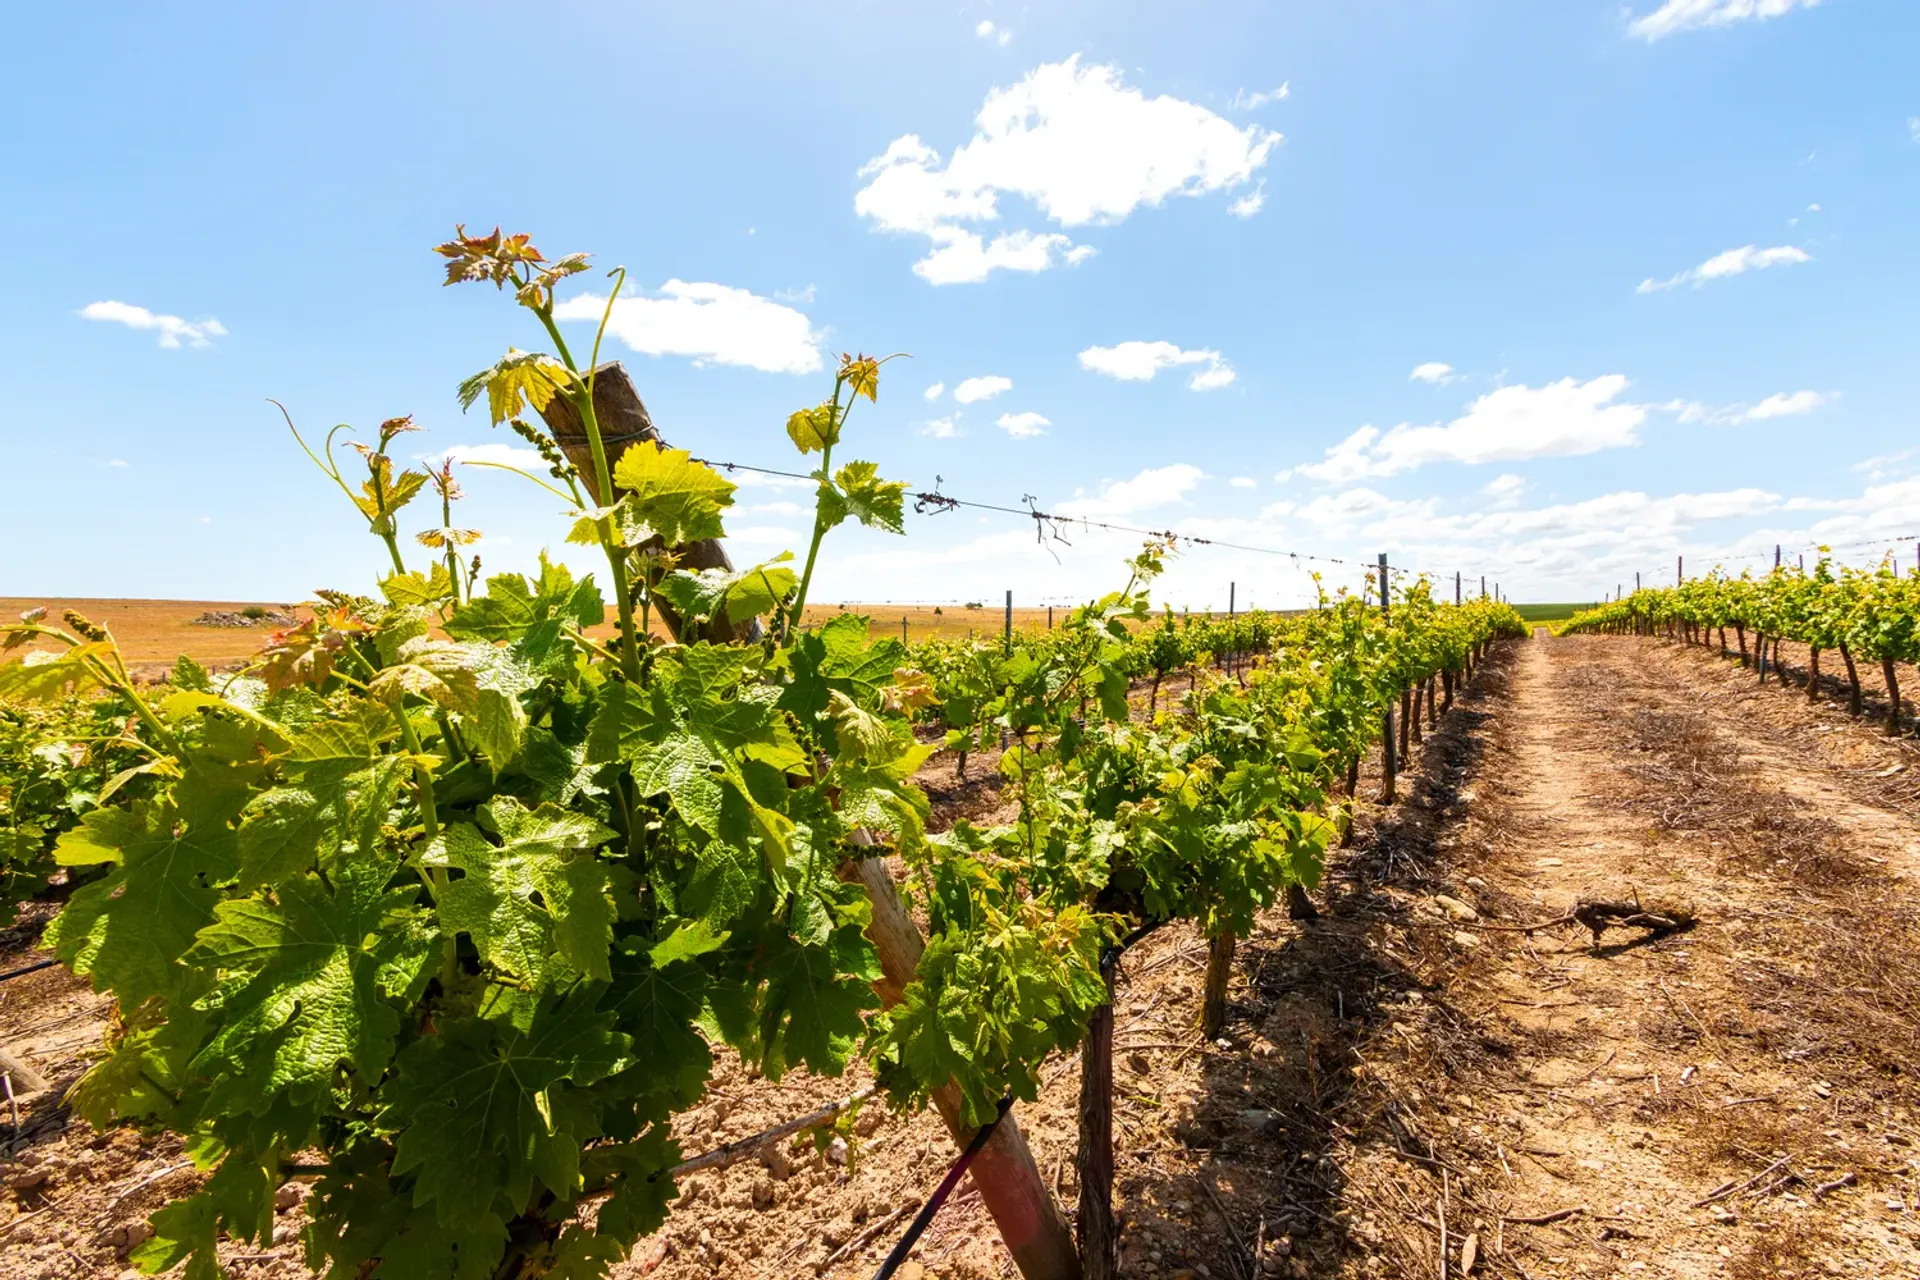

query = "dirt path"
[4,633,1919,1279]
[1362,632,1920,1279]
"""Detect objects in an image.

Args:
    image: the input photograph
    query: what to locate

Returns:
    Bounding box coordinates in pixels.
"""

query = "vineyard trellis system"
[0,227,1527,1280]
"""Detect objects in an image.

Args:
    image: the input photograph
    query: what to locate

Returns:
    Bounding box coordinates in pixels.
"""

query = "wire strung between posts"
[689,456,1491,587]
[869,1095,1013,1280]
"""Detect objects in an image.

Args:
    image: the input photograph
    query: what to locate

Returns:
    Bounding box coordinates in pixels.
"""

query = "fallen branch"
[1479,898,1695,945]
[1501,1206,1584,1226]
[1690,1154,1793,1209]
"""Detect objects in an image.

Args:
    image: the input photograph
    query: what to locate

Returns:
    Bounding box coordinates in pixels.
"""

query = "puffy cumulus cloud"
[1410,362,1456,385]
[1296,376,1645,482]
[80,301,226,349]
[1079,341,1235,391]
[1673,389,1836,426]
[1638,244,1810,293]
[953,374,1013,404]
[1628,0,1821,41]
[854,57,1279,282]
[1055,464,1205,518]
[924,381,945,401]
[919,415,963,439]
[997,411,1050,438]
[553,281,822,374]
[913,227,1094,286]
[1229,476,1257,489]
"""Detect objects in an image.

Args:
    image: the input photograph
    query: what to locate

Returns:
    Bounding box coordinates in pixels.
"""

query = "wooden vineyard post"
[1380,554,1397,804]
[902,616,909,645]
[534,362,759,645]
[1077,952,1119,1280]
[1227,580,1236,679]
[1427,675,1438,729]
[842,853,1084,1280]
[1341,755,1361,848]
[1005,589,1014,654]
[1882,656,1904,736]
[1201,929,1236,1040]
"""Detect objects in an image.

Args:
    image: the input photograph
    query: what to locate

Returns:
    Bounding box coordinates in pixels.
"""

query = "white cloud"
[1481,474,1526,508]
[1909,117,1920,144]
[1056,464,1205,517]
[107,458,130,468]
[1226,181,1267,218]
[1078,341,1236,390]
[553,280,822,374]
[911,226,1092,285]
[750,500,805,516]
[975,18,1012,46]
[434,443,550,471]
[1410,362,1456,385]
[997,411,1050,438]
[920,415,963,439]
[1628,0,1821,41]
[1229,476,1256,489]
[854,56,1279,282]
[1671,389,1834,425]
[80,301,226,349]
[1637,244,1810,293]
[1296,376,1646,481]
[1231,83,1290,111]
[924,381,945,401]
[953,375,1013,404]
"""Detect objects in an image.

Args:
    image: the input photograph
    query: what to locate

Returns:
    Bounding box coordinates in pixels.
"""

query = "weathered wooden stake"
[1201,930,1236,1040]
[1077,954,1118,1280]
[844,853,1083,1279]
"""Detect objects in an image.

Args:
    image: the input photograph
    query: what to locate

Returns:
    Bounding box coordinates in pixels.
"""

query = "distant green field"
[1509,602,1597,624]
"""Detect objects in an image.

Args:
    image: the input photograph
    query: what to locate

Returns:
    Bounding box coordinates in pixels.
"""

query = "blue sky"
[4,0,1917,608]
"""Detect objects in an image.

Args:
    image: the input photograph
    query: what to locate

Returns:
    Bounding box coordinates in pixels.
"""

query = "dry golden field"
[0,597,1091,680]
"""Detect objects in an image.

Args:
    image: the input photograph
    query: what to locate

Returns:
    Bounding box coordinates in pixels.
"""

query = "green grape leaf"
[656,552,797,629]
[0,645,108,700]
[383,999,632,1225]
[585,647,783,847]
[610,943,713,1112]
[424,798,616,988]
[833,460,906,535]
[185,859,427,1110]
[785,401,841,454]
[380,565,457,607]
[170,655,213,693]
[583,1125,680,1244]
[370,638,532,769]
[608,443,736,547]
[46,788,241,1008]
[456,350,571,426]
[756,931,879,1080]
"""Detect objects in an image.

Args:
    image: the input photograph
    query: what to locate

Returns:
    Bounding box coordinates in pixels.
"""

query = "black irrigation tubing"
[0,959,57,984]
[869,1095,1013,1280]
[688,455,1493,586]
